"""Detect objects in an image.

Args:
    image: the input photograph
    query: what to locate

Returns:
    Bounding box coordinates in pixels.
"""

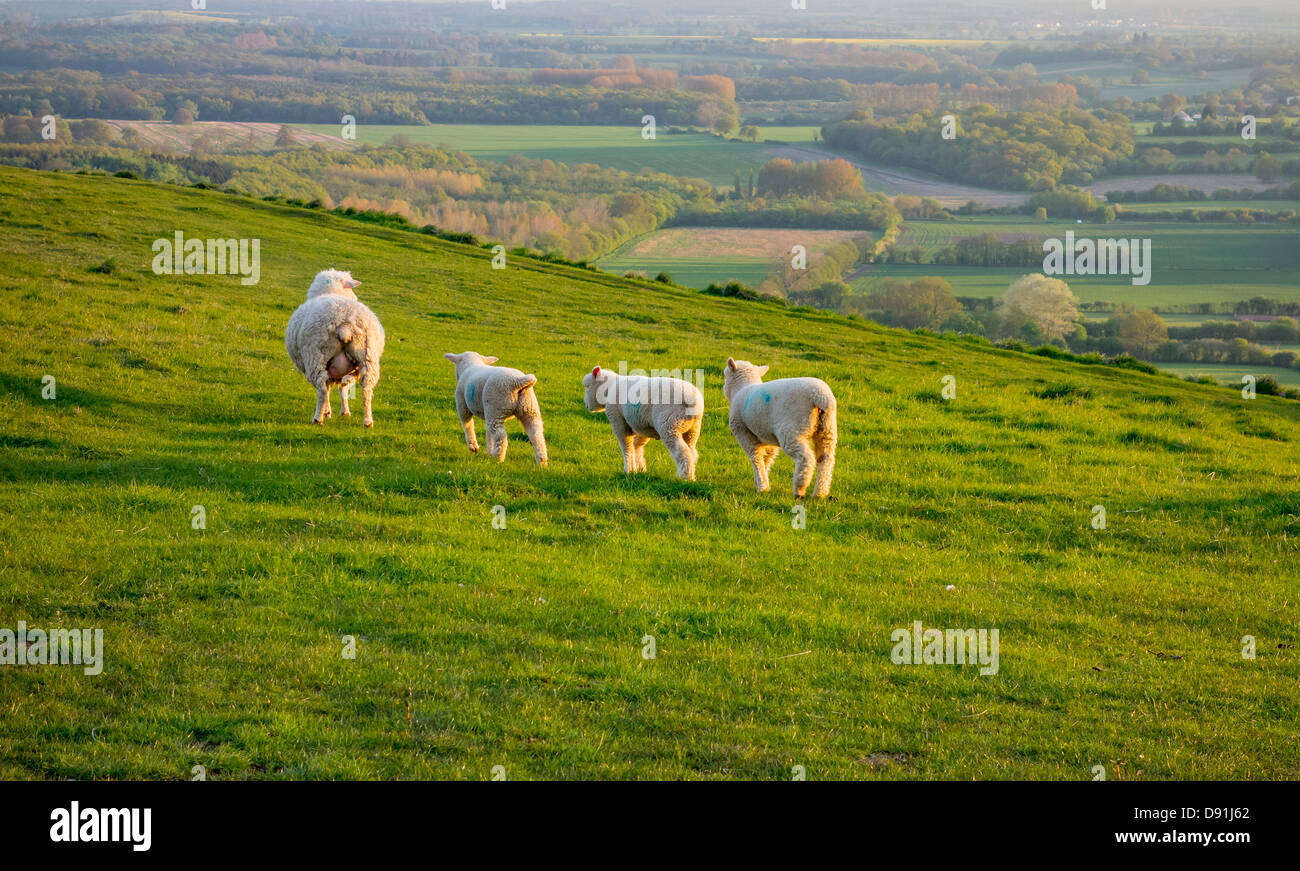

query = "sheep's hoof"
[363,419,374,428]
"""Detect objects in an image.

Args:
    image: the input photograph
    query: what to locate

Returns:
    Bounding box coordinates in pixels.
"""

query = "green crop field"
[868,217,1300,308]
[3,166,1299,780]
[1116,200,1300,214]
[1040,67,1255,102]
[1160,363,1300,389]
[597,226,860,289]
[294,124,820,187]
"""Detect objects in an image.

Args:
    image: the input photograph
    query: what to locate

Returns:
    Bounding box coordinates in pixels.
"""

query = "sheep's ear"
[443,353,458,362]
[757,365,770,376]
[592,366,601,378]
[484,355,499,364]
[726,357,736,371]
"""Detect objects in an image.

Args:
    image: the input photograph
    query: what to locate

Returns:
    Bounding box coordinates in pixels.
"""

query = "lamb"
[722,357,837,499]
[285,269,386,426]
[444,351,548,466]
[581,366,703,481]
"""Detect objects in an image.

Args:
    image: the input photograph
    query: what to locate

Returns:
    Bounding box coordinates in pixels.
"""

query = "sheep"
[285,269,386,427]
[444,351,548,466]
[722,357,837,499]
[581,366,703,481]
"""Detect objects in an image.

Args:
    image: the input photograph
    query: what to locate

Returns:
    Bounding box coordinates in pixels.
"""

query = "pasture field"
[868,217,1300,308]
[1090,173,1285,196]
[597,226,860,288]
[3,166,1299,780]
[1159,363,1300,390]
[294,124,820,187]
[1115,200,1300,214]
[1036,66,1255,103]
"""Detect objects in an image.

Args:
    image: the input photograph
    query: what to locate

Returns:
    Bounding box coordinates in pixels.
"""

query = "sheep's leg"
[683,419,701,466]
[665,433,694,481]
[620,435,638,473]
[813,430,836,499]
[456,393,479,453]
[784,437,817,499]
[757,446,777,490]
[632,436,650,473]
[487,415,510,463]
[730,424,768,492]
[312,378,331,424]
[520,413,547,467]
[359,362,379,428]
[338,377,352,417]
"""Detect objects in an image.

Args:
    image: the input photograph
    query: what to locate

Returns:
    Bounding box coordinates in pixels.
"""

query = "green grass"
[1159,363,1300,389]
[3,166,1299,780]
[1116,200,1300,214]
[863,216,1300,308]
[294,124,820,187]
[599,256,775,289]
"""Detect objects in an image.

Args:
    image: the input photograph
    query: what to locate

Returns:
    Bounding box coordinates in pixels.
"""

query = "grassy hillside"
[2,165,1298,780]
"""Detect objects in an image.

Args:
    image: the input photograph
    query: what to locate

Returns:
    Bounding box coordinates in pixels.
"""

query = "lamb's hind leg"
[487,413,510,462]
[813,429,836,499]
[783,437,817,499]
[520,412,547,467]
[665,432,694,481]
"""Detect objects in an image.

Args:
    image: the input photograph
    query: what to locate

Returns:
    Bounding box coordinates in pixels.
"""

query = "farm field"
[851,264,1300,309]
[1115,200,1300,213]
[1090,174,1286,196]
[865,218,1300,308]
[1037,66,1255,102]
[294,124,821,187]
[1159,363,1300,389]
[597,226,859,288]
[103,120,346,152]
[5,166,1299,780]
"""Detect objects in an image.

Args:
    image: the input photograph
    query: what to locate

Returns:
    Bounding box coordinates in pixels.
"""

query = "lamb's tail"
[812,390,837,444]
[336,325,354,346]
[507,373,538,399]
[811,390,837,498]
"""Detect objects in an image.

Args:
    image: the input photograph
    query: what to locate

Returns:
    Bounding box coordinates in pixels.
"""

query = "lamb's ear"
[757,365,770,376]
[726,357,736,371]
[443,353,458,362]
[592,366,602,378]
[484,355,499,364]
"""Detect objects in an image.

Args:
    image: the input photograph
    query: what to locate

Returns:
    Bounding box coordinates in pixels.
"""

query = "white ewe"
[444,351,548,466]
[581,366,703,480]
[722,357,837,498]
[285,269,386,426]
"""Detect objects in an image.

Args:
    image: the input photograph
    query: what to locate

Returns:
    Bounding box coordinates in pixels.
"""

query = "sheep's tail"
[508,373,538,399]
[336,324,366,366]
[811,389,837,498]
